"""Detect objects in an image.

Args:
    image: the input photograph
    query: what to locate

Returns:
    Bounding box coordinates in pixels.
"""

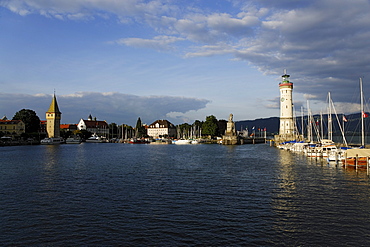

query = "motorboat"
[65,136,82,144]
[86,133,107,143]
[129,138,149,144]
[173,139,191,144]
[40,137,64,145]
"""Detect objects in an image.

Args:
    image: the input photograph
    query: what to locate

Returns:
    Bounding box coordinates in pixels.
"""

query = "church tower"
[279,70,295,136]
[46,93,62,138]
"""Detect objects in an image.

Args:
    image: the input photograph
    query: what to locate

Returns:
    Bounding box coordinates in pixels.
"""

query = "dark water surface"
[1,143,370,246]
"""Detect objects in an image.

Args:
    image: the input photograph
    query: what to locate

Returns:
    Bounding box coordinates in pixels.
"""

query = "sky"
[1,0,370,126]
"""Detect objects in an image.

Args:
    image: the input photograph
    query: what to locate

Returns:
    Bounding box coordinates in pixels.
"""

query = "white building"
[78,115,109,136]
[147,120,176,138]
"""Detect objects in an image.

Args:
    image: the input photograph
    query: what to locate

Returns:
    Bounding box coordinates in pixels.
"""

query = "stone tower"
[46,93,62,138]
[279,70,295,136]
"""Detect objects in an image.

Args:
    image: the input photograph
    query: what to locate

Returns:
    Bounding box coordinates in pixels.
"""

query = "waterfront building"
[39,120,47,135]
[46,94,62,138]
[60,124,78,132]
[147,120,176,138]
[0,119,25,136]
[78,115,109,136]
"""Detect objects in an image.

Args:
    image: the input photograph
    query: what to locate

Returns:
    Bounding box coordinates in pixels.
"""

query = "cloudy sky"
[1,0,370,126]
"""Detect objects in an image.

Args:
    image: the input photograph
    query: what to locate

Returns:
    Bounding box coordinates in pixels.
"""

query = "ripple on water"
[1,144,370,245]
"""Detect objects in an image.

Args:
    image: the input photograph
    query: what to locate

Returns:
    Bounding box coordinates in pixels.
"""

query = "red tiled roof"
[60,124,78,129]
[83,120,108,128]
[0,120,23,124]
[149,119,175,128]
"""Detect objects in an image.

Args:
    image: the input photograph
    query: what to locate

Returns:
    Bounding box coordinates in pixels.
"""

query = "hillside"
[236,112,370,136]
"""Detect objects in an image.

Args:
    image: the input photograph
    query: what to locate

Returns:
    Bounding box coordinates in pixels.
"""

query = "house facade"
[0,120,25,136]
[147,120,176,138]
[78,115,109,136]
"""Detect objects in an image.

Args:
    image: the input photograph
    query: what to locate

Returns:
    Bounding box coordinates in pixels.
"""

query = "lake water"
[1,143,370,246]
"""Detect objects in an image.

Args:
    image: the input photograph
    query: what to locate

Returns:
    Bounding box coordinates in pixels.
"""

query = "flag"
[343,115,348,122]
[252,126,255,130]
[363,111,369,118]
[263,127,266,131]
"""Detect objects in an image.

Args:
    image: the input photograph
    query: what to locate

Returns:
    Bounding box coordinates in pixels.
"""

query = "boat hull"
[342,157,369,169]
[40,137,64,145]
[65,138,82,144]
[173,140,191,144]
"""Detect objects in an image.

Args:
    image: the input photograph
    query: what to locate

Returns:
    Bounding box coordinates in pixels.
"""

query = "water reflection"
[272,150,299,237]
[43,145,59,169]
[3,144,370,245]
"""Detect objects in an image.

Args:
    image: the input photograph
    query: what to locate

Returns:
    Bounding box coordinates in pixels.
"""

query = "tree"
[73,129,91,140]
[177,123,192,139]
[135,117,147,138]
[202,115,219,138]
[109,123,119,138]
[192,120,203,138]
[120,124,134,139]
[12,109,40,133]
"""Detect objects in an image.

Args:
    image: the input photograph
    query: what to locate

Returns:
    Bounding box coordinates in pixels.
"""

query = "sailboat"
[341,78,370,168]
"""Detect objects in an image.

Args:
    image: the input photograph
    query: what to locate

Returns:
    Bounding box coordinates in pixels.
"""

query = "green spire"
[47,94,61,113]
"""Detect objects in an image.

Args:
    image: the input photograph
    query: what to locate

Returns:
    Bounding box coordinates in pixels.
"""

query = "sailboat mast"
[360,78,365,147]
[328,92,333,141]
[320,111,323,140]
[301,106,304,138]
[307,100,312,142]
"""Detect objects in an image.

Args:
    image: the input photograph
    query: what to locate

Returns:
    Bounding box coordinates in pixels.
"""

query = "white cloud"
[4,0,370,111]
[185,44,234,58]
[1,0,174,20]
[114,35,185,51]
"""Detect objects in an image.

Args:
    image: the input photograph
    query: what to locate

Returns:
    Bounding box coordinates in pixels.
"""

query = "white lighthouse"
[279,70,295,137]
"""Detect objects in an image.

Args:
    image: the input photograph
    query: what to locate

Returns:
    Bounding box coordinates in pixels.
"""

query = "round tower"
[279,70,294,136]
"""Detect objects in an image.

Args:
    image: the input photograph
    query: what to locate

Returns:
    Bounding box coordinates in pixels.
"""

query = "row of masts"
[295,78,366,147]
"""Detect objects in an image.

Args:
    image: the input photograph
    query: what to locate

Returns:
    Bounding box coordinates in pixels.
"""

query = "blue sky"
[1,0,370,126]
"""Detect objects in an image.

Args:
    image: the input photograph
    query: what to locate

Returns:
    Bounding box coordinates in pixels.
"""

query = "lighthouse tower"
[279,70,295,137]
[46,93,62,138]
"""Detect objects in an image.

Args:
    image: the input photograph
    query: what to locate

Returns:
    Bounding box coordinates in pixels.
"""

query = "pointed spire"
[47,93,61,113]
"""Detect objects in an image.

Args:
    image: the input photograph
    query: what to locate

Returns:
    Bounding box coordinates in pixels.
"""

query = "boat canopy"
[344,148,370,158]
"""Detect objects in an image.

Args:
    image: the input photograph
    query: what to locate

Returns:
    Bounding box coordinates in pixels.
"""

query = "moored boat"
[173,139,191,145]
[86,133,107,143]
[40,137,64,145]
[129,138,149,144]
[341,148,370,168]
[65,136,82,144]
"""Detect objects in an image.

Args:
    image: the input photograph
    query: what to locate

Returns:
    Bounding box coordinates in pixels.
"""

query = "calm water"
[1,143,370,246]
